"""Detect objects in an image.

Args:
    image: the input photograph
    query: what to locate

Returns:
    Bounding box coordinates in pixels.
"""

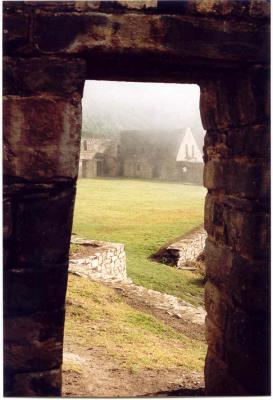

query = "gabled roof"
[172,127,204,152]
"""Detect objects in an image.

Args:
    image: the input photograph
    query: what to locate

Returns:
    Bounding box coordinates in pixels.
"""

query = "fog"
[82,80,205,139]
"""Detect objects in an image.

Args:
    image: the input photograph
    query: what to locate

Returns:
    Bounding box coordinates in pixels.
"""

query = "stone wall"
[69,236,127,281]
[201,70,270,395]
[3,0,270,397]
[155,227,207,269]
[79,137,120,178]
[119,129,184,181]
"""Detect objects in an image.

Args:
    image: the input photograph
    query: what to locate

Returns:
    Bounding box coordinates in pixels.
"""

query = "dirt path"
[63,343,204,397]
[63,271,206,397]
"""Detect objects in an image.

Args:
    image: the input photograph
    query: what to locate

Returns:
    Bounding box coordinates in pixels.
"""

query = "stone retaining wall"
[167,228,207,269]
[69,236,127,281]
[153,227,207,269]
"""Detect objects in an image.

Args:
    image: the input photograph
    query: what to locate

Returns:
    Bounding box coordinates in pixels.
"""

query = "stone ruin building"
[79,137,120,177]
[3,0,270,397]
[79,127,204,183]
[119,127,203,182]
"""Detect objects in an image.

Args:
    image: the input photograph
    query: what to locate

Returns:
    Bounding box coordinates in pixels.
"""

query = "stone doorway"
[82,160,88,178]
[3,1,269,397]
[96,160,103,176]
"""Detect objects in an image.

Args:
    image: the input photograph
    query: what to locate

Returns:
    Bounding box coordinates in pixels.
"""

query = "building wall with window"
[176,127,203,163]
[79,129,204,183]
[119,129,204,183]
[78,138,120,178]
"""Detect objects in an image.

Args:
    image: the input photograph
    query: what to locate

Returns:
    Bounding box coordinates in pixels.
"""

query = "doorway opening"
[65,80,206,397]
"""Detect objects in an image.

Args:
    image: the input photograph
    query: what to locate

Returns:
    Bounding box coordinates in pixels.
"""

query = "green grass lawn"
[72,178,206,306]
[64,275,207,374]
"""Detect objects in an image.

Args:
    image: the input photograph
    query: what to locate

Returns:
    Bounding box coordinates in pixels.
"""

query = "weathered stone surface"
[200,71,269,130]
[5,369,61,397]
[225,308,270,394]
[203,159,270,198]
[204,281,229,330]
[153,226,207,268]
[3,13,31,54]
[4,0,270,19]
[4,266,68,315]
[205,316,225,361]
[205,350,246,395]
[32,12,268,65]
[5,339,63,372]
[205,194,270,259]
[3,57,86,96]
[4,96,81,180]
[15,188,75,266]
[205,239,269,312]
[204,125,270,161]
[3,199,12,240]
[249,0,270,18]
[5,309,65,342]
[225,307,269,357]
[69,235,127,281]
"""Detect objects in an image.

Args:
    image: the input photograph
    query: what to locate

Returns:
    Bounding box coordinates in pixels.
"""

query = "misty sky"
[82,80,205,137]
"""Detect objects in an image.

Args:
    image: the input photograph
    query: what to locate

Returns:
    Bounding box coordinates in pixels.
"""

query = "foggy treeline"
[82,81,205,140]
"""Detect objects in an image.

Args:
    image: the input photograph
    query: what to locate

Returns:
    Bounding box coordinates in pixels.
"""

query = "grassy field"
[72,178,206,305]
[64,275,207,375]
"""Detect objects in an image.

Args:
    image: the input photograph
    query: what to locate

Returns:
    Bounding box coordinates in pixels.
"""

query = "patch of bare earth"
[63,344,204,397]
[63,278,205,396]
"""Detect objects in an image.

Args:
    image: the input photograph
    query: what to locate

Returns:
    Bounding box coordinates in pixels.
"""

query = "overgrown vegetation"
[72,178,206,306]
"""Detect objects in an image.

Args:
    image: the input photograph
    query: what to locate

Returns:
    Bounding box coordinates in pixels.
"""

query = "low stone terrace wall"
[69,235,127,281]
[153,226,207,270]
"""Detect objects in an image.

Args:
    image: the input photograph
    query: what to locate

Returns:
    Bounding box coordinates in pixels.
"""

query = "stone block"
[195,0,250,17]
[225,308,270,394]
[203,159,270,199]
[4,96,81,180]
[225,209,269,259]
[3,2,25,13]
[35,13,110,53]
[205,350,246,395]
[204,281,229,329]
[205,238,269,311]
[4,339,63,372]
[4,244,13,270]
[249,0,270,18]
[205,239,233,282]
[3,13,30,54]
[200,72,269,130]
[206,197,270,259]
[32,11,268,64]
[5,368,61,397]
[204,124,270,161]
[3,199,12,240]
[4,265,68,315]
[225,349,270,395]
[225,307,269,357]
[15,188,75,266]
[205,316,225,361]
[91,259,98,268]
[4,309,65,342]
[229,259,269,313]
[3,57,86,96]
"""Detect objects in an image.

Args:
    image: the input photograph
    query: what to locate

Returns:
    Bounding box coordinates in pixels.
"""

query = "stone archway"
[3,1,270,396]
